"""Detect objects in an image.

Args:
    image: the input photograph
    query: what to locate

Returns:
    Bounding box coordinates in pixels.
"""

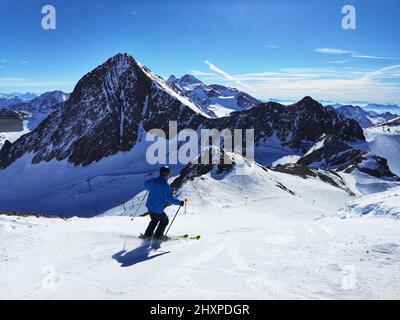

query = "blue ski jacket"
[144,176,181,214]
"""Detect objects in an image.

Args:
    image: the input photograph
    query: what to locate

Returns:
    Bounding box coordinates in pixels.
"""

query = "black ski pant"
[144,212,169,237]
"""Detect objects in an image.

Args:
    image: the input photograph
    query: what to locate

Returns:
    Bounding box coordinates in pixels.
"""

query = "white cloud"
[315,48,354,55]
[0,78,74,88]
[351,54,398,60]
[315,48,399,60]
[265,44,278,49]
[193,63,400,103]
[361,64,400,81]
[190,70,219,76]
[0,77,27,81]
[204,60,251,89]
[325,60,349,64]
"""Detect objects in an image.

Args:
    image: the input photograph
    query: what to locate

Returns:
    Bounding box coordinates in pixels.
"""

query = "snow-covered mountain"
[0,54,210,169]
[341,186,400,218]
[0,53,364,170]
[0,53,392,218]
[363,103,400,115]
[0,91,70,149]
[296,134,398,179]
[0,92,38,107]
[364,117,400,176]
[335,105,397,128]
[168,147,355,214]
[0,92,38,100]
[8,91,69,114]
[167,74,260,117]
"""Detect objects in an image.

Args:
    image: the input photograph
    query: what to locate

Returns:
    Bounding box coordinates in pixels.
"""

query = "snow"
[136,63,211,118]
[272,155,301,166]
[340,187,400,218]
[303,135,327,157]
[208,104,237,117]
[364,125,400,176]
[1,197,399,299]
[0,147,399,299]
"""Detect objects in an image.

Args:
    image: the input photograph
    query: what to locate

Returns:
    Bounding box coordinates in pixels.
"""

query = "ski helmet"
[160,165,171,177]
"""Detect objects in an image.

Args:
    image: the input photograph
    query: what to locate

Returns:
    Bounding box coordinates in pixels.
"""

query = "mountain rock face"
[167,74,260,117]
[336,105,397,128]
[374,116,400,128]
[0,54,207,167]
[296,134,398,179]
[339,151,397,178]
[171,147,235,190]
[0,54,366,169]
[297,134,353,168]
[202,97,365,151]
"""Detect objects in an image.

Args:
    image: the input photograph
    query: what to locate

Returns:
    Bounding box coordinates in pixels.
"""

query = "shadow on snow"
[112,240,169,267]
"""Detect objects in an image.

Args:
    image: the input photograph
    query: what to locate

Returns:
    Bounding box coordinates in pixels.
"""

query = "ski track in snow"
[1,197,399,300]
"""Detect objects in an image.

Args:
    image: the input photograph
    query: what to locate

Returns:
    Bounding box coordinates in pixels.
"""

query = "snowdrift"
[340,187,400,218]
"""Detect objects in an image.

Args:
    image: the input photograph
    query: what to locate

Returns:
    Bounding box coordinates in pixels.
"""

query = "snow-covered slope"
[340,187,400,218]
[364,117,400,176]
[336,105,397,128]
[1,178,399,299]
[169,147,354,215]
[167,74,260,117]
[1,147,399,299]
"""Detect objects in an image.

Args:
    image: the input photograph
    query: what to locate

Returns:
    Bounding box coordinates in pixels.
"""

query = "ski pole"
[130,190,149,221]
[184,198,187,215]
[165,205,182,236]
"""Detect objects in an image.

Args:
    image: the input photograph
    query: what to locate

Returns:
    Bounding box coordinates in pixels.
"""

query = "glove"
[180,201,185,207]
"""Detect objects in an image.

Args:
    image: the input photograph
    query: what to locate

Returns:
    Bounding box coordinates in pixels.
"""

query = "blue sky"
[0,0,399,103]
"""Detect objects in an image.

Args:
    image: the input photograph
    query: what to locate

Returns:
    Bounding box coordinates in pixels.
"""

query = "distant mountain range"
[6,91,69,114]
[0,53,364,169]
[329,103,400,116]
[0,52,398,217]
[334,105,398,128]
[167,74,260,117]
[0,92,38,100]
[0,92,38,108]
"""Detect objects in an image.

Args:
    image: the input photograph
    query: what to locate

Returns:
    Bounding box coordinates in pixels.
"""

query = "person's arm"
[144,179,153,190]
[167,186,183,206]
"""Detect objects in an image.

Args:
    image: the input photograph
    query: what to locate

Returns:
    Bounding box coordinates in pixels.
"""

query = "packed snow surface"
[340,187,400,218]
[1,198,399,299]
[1,153,399,299]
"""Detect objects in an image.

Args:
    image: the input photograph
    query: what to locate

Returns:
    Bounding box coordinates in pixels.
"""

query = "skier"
[141,166,185,241]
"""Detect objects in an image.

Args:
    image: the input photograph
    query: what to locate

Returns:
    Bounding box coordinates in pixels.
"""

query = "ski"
[138,234,200,241]
[168,234,201,240]
[168,234,200,241]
